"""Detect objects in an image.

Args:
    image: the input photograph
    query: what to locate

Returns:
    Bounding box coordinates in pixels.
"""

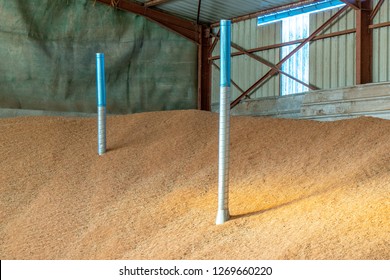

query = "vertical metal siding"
[211,19,281,104]
[212,5,361,106]
[309,7,356,90]
[372,0,390,83]
[232,19,281,100]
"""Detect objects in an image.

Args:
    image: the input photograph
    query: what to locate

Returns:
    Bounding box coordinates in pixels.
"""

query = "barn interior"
[0,0,389,260]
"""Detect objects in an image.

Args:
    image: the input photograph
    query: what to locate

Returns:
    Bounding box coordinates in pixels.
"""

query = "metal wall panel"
[372,0,390,83]
[211,5,359,107]
[309,7,356,89]
[211,18,281,104]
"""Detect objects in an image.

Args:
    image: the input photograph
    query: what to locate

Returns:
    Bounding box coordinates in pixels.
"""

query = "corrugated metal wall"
[211,19,281,103]
[211,5,358,105]
[309,7,356,89]
[373,0,390,83]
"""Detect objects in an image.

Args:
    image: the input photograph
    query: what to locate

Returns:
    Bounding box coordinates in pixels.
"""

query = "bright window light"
[257,0,345,26]
[257,0,346,95]
[280,14,309,95]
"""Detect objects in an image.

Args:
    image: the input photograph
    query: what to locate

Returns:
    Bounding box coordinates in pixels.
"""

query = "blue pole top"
[220,20,231,87]
[96,53,106,106]
[220,19,231,27]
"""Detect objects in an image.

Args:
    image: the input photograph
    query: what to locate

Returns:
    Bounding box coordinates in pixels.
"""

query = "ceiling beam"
[95,0,200,44]
[339,0,360,10]
[144,0,175,7]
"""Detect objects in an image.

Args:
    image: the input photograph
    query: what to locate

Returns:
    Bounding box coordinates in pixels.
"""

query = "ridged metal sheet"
[211,18,281,103]
[372,0,390,83]
[211,5,357,105]
[309,7,356,89]
[154,0,306,24]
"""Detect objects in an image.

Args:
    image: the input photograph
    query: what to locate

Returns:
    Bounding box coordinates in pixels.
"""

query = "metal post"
[216,20,231,225]
[96,53,106,155]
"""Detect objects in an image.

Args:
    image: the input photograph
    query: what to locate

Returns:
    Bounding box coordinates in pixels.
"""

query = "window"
[257,0,345,95]
[281,14,309,95]
[257,0,345,26]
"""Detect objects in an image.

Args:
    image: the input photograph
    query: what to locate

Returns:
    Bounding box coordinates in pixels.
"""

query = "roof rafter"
[95,0,200,44]
[339,0,360,10]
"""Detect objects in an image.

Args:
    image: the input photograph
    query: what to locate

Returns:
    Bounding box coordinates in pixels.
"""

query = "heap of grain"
[0,110,389,259]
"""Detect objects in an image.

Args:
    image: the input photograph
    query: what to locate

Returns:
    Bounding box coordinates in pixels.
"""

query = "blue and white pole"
[216,20,231,225]
[96,53,106,155]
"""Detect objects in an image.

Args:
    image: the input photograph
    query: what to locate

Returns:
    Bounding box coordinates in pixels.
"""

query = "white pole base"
[215,209,230,225]
[97,106,106,155]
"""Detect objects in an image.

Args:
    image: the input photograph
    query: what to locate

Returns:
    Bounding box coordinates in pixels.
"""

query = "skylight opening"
[257,0,345,26]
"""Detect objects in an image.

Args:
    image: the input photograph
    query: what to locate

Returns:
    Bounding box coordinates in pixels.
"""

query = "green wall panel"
[0,0,197,114]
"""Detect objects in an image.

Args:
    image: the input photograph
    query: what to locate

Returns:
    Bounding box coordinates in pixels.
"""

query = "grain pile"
[0,109,389,260]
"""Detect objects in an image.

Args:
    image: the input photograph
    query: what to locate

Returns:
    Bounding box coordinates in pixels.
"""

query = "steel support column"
[356,0,372,85]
